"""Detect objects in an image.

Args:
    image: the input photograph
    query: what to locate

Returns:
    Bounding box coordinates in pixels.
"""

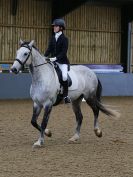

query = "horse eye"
[24,52,28,56]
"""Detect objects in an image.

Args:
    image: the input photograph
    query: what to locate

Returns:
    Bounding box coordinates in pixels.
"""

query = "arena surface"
[0,97,133,177]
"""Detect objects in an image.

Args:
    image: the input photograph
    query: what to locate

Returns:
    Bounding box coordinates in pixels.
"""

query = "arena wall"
[0,73,133,99]
[0,1,133,98]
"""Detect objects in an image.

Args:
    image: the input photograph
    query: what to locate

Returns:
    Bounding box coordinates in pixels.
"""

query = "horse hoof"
[94,129,102,138]
[32,139,44,148]
[68,134,80,143]
[45,129,52,137]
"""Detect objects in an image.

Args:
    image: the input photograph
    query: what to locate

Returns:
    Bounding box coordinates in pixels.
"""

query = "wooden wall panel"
[0,1,122,64]
[0,0,51,63]
[64,5,121,64]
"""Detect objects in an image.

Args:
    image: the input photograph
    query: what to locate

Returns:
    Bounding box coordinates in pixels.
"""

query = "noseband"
[15,44,32,67]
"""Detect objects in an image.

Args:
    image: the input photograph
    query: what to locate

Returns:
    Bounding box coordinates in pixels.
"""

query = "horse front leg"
[31,102,42,132]
[31,102,52,140]
[33,104,52,147]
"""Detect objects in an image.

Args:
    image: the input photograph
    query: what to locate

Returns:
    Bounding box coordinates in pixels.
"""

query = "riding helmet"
[52,19,66,30]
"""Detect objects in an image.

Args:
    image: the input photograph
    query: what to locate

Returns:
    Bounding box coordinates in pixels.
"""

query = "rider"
[44,18,71,104]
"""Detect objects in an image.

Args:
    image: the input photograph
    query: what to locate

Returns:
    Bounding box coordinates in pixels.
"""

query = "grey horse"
[11,40,120,147]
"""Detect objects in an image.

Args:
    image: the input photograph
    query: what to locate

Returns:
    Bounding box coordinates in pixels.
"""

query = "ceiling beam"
[52,0,88,19]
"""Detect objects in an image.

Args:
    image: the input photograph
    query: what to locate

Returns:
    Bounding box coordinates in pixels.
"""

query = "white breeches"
[56,63,68,81]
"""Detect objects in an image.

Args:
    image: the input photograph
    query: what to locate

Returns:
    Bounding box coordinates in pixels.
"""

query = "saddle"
[54,63,72,87]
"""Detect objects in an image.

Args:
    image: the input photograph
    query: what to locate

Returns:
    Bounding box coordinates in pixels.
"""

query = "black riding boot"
[62,80,71,104]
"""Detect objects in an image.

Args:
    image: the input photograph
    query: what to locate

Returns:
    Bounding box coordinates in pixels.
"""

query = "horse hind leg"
[86,97,102,138]
[69,96,83,142]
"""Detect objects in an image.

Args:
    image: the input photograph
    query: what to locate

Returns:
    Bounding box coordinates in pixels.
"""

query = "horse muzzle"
[11,67,19,74]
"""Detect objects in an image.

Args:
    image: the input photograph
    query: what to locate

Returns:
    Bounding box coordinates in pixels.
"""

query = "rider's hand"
[49,57,57,62]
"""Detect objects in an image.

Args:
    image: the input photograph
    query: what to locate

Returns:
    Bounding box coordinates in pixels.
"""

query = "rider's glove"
[49,57,57,62]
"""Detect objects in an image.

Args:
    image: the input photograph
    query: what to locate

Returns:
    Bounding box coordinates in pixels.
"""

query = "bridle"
[15,44,32,68]
[15,44,48,68]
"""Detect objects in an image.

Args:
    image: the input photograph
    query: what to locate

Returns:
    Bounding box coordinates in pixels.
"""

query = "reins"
[33,62,48,68]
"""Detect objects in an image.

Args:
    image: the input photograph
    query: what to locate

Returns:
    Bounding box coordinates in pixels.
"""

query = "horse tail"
[96,79,102,102]
[96,79,120,118]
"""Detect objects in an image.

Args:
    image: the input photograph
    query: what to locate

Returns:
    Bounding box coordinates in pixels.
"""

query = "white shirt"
[55,31,62,41]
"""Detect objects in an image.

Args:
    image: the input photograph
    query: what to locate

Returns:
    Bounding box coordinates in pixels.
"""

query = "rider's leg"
[57,63,71,103]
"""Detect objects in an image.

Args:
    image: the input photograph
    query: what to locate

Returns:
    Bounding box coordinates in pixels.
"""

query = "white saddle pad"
[68,69,78,90]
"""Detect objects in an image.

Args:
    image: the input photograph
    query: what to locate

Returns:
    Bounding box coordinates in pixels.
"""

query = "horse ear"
[29,40,35,47]
[19,39,24,46]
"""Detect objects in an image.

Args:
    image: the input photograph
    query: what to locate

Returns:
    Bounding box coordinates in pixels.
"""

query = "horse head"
[11,39,35,74]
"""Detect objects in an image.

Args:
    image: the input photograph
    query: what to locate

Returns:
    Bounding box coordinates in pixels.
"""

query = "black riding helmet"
[52,19,66,30]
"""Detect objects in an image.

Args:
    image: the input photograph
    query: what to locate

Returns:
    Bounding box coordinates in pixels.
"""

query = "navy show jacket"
[44,33,70,65]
